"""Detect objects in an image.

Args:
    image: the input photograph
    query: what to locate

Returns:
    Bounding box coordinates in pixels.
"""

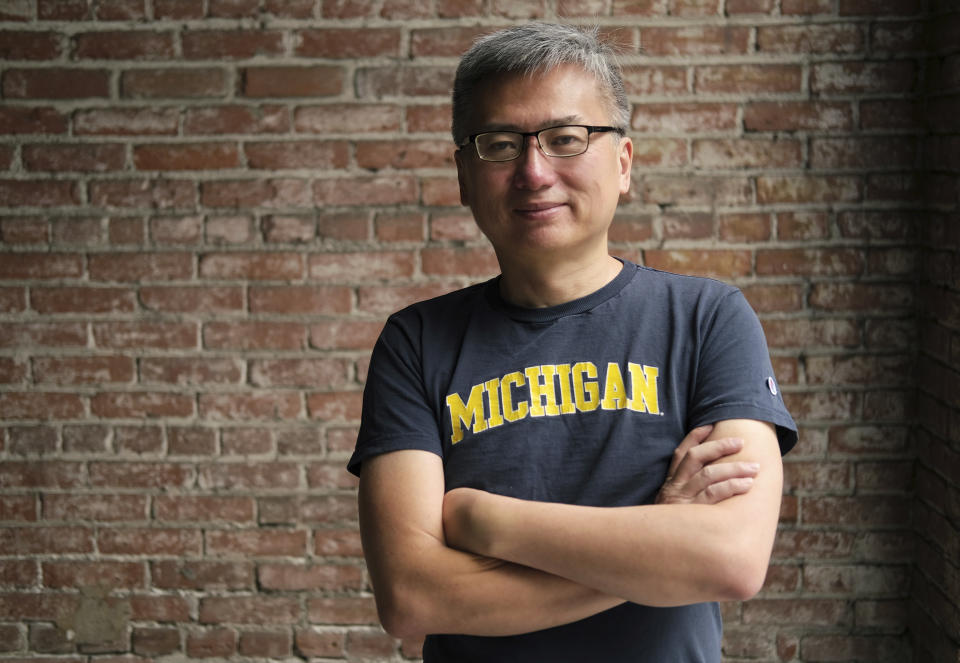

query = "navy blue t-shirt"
[348,259,797,662]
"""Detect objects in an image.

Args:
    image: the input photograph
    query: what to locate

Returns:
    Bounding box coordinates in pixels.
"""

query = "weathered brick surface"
[0,2,956,662]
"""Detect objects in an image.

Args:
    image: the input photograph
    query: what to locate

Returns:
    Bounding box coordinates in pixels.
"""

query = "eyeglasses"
[458,125,624,162]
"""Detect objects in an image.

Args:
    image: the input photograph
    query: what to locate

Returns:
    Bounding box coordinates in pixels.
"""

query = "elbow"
[372,579,434,640]
[716,546,771,601]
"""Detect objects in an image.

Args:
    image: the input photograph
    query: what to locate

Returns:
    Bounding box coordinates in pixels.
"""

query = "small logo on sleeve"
[766,376,778,396]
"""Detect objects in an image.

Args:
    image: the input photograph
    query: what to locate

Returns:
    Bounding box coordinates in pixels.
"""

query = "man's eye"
[488,140,518,152]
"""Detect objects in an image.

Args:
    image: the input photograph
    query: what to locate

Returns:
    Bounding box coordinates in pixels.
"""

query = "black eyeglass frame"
[457,124,626,162]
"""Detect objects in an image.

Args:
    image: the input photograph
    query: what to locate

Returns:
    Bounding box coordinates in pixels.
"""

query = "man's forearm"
[443,420,784,607]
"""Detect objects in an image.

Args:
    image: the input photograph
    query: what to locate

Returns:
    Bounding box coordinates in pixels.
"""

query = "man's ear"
[618,136,633,196]
[454,148,470,207]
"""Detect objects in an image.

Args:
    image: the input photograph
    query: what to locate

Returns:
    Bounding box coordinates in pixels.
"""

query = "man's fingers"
[666,425,714,476]
[670,436,745,483]
[698,477,755,504]
[683,460,759,497]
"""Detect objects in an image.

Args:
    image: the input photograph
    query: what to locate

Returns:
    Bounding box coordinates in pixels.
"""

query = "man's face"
[455,64,633,265]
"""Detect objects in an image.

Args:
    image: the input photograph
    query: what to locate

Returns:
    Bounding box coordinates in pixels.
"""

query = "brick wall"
[0,1,955,662]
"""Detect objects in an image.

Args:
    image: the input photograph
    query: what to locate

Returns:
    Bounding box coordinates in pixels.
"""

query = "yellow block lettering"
[572,362,599,412]
[525,365,560,417]
[501,371,529,423]
[601,362,627,410]
[446,383,487,444]
[627,363,660,414]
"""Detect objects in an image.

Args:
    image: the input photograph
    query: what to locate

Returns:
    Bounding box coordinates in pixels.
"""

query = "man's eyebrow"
[477,115,583,132]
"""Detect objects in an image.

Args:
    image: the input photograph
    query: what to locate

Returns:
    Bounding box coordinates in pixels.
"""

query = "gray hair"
[451,22,631,145]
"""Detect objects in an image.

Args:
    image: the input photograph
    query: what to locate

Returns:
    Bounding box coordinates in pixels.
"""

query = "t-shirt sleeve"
[687,288,798,455]
[346,315,444,477]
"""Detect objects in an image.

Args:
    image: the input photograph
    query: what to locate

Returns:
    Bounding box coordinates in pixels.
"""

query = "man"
[347,22,797,662]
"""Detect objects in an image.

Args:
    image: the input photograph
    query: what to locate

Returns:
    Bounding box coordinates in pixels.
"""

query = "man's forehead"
[476,114,585,133]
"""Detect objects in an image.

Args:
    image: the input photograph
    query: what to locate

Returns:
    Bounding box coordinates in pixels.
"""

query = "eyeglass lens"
[475,126,591,161]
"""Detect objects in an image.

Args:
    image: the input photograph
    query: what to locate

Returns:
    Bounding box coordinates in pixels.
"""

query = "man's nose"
[512,135,557,189]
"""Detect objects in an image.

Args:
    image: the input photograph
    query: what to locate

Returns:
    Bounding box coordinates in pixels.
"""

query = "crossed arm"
[358,419,783,640]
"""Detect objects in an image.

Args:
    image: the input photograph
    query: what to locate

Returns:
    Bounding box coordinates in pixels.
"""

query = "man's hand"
[655,425,760,505]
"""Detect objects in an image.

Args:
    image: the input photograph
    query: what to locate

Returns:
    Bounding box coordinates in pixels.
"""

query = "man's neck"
[496,253,623,309]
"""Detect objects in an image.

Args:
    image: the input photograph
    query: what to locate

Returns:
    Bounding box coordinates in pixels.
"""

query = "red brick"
[639,26,749,54]
[839,0,921,13]
[314,528,363,556]
[200,596,300,625]
[0,559,37,587]
[133,142,240,171]
[620,66,688,96]
[0,392,84,419]
[811,136,917,170]
[200,178,312,209]
[151,560,253,590]
[307,251,415,282]
[140,357,243,386]
[692,138,802,169]
[92,321,196,349]
[0,592,80,623]
[99,528,201,556]
[0,357,28,384]
[744,101,854,131]
[805,495,911,527]
[112,424,163,454]
[296,28,401,58]
[203,321,305,350]
[0,217,48,243]
[0,30,62,59]
[260,495,357,525]
[295,629,345,658]
[0,253,82,279]
[184,104,289,135]
[74,107,179,136]
[198,251,302,280]
[783,461,852,492]
[810,282,913,311]
[726,0,775,11]
[812,61,916,94]
[355,139,455,170]
[356,283,459,314]
[632,102,737,133]
[0,322,86,349]
[3,68,109,99]
[757,175,862,204]
[243,66,343,98]
[90,392,194,418]
[186,628,237,658]
[764,319,861,348]
[643,249,751,278]
[208,0,259,16]
[758,23,864,54]
[220,428,273,455]
[718,213,772,242]
[90,462,193,489]
[248,285,352,315]
[140,286,242,313]
[205,529,307,557]
[30,287,135,314]
[627,138,687,168]
[695,64,802,93]
[317,212,370,241]
[250,358,350,388]
[421,175,461,206]
[307,391,363,421]
[73,30,174,59]
[376,212,426,242]
[0,107,67,135]
[322,0,376,16]
[0,461,84,488]
[166,427,217,456]
[121,68,228,99]
[308,596,379,625]
[314,175,418,206]
[151,215,212,245]
[345,630,398,658]
[757,248,864,277]
[0,0,32,20]
[355,65,454,98]
[198,392,302,420]
[310,320,383,350]
[743,598,851,626]
[42,561,145,589]
[409,26,495,56]
[307,462,358,490]
[32,356,134,384]
[153,495,255,522]
[294,103,402,134]
[0,179,81,207]
[258,563,363,591]
[43,494,148,521]
[238,631,291,658]
[245,140,349,169]
[740,285,803,314]
[132,627,180,657]
[182,30,284,59]
[0,526,92,555]
[88,178,197,208]
[0,287,25,313]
